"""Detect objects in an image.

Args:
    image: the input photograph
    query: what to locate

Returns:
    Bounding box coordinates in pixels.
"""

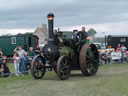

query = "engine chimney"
[47,13,54,44]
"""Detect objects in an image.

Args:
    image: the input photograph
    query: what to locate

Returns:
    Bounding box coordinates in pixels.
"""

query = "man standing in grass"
[14,46,27,74]
[121,45,126,63]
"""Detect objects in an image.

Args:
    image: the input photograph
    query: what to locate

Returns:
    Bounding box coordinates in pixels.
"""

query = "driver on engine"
[73,26,88,43]
[73,26,88,52]
[78,26,88,40]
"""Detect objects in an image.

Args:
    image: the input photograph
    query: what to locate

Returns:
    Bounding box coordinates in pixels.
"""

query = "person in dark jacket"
[78,26,88,40]
[100,51,108,64]
[0,49,3,63]
[53,30,60,45]
[35,45,40,55]
[73,26,88,52]
[28,47,35,58]
[0,58,11,77]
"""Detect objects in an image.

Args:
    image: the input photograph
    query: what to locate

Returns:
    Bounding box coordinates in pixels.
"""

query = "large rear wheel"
[57,56,71,80]
[31,56,46,79]
[80,44,99,76]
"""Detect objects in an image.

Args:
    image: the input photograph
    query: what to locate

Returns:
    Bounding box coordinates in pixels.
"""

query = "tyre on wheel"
[57,56,71,80]
[31,56,46,79]
[79,44,99,76]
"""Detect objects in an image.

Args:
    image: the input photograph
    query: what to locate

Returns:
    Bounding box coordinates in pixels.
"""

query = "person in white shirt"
[13,53,20,76]
[121,45,126,62]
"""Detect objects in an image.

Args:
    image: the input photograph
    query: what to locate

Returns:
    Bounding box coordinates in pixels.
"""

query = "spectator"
[28,47,35,58]
[117,44,121,51]
[124,51,127,62]
[0,49,3,62]
[13,52,20,76]
[116,49,122,63]
[121,44,126,62]
[125,49,128,62]
[107,50,113,64]
[98,50,103,65]
[100,51,108,64]
[27,47,35,69]
[24,54,29,72]
[14,46,27,74]
[35,45,40,55]
[0,61,4,75]
[0,58,11,77]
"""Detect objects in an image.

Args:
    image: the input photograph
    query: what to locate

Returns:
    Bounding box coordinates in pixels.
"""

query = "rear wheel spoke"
[93,50,97,54]
[86,59,91,64]
[93,59,98,63]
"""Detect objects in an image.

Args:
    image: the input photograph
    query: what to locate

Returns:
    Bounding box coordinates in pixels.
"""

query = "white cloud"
[0,28,34,36]
[0,21,127,37]
[59,21,128,37]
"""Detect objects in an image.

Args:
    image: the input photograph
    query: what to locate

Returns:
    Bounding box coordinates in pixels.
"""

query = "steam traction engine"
[31,13,99,80]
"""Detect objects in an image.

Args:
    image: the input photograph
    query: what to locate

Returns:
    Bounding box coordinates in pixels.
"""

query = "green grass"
[0,63,128,96]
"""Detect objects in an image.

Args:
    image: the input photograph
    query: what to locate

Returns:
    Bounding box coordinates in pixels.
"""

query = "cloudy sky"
[0,0,128,36]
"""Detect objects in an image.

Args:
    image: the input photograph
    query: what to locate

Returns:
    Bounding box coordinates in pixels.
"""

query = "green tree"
[88,28,97,37]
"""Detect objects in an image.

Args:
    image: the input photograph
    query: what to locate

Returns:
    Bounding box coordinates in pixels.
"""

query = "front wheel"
[57,56,71,80]
[31,56,46,79]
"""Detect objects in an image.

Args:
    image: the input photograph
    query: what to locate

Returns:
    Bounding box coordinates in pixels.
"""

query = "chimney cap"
[47,13,54,20]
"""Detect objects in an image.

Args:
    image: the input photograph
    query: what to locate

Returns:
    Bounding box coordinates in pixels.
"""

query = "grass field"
[0,63,128,96]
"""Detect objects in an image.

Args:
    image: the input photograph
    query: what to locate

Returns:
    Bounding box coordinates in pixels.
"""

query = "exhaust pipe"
[47,13,54,44]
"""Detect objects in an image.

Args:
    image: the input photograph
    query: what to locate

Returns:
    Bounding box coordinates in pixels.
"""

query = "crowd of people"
[0,46,40,77]
[99,44,128,65]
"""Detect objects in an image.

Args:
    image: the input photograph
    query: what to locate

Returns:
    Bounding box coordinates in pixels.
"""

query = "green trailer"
[0,33,39,56]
